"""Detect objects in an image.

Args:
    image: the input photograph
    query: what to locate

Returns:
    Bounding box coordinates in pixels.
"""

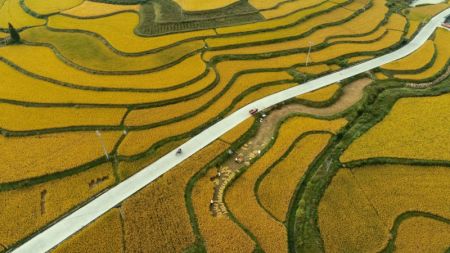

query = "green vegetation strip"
[343,157,450,169]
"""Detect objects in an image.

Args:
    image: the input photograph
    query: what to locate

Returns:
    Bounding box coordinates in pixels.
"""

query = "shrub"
[8,23,20,43]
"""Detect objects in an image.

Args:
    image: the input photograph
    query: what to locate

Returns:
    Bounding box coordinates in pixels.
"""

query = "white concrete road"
[12,8,450,253]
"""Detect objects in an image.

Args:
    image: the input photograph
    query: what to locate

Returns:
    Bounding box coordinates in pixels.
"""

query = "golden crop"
[205,12,393,65]
[347,55,374,63]
[328,27,387,43]
[249,0,285,10]
[124,59,257,127]
[407,3,450,21]
[192,169,255,253]
[207,23,394,72]
[395,28,450,80]
[173,0,238,11]
[0,131,121,183]
[62,1,139,17]
[216,1,341,34]
[318,168,390,253]
[310,30,404,62]
[296,64,330,75]
[21,27,205,72]
[261,0,330,19]
[118,138,188,180]
[121,141,229,252]
[0,163,115,250]
[0,0,45,29]
[297,83,340,101]
[118,71,292,156]
[0,46,207,90]
[202,47,309,70]
[395,217,450,253]
[48,12,216,53]
[123,70,221,127]
[258,133,332,221]
[231,83,297,113]
[326,0,389,41]
[125,61,292,126]
[2,0,446,251]
[406,20,421,39]
[382,40,434,71]
[52,208,123,253]
[375,72,389,80]
[225,116,346,253]
[320,164,450,253]
[205,0,390,61]
[24,0,83,15]
[208,1,360,47]
[385,13,407,31]
[0,60,210,105]
[341,92,450,162]
[220,118,255,144]
[329,64,341,71]
[0,103,125,131]
[353,164,450,228]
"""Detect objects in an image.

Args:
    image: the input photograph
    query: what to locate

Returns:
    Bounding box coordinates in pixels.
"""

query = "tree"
[8,23,20,43]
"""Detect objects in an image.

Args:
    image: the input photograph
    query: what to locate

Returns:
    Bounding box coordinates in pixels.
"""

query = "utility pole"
[95,130,109,160]
[305,41,313,66]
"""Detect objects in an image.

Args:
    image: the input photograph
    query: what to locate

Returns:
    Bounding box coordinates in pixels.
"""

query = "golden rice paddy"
[1,0,447,251]
[341,92,450,162]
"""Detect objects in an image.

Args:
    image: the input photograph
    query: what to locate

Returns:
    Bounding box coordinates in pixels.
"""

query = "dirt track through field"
[211,78,372,216]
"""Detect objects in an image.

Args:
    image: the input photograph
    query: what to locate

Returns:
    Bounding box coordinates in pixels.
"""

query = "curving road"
[12,7,450,253]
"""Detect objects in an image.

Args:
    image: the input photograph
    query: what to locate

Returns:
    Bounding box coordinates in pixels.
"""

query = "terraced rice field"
[173,0,239,12]
[2,0,450,251]
[257,133,332,221]
[225,117,346,253]
[341,91,450,162]
[381,40,435,71]
[407,3,449,21]
[52,208,123,253]
[393,216,450,252]
[379,28,450,80]
[319,164,450,252]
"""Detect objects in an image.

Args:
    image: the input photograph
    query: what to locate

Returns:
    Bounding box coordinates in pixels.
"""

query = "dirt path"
[210,78,372,216]
[406,66,450,88]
